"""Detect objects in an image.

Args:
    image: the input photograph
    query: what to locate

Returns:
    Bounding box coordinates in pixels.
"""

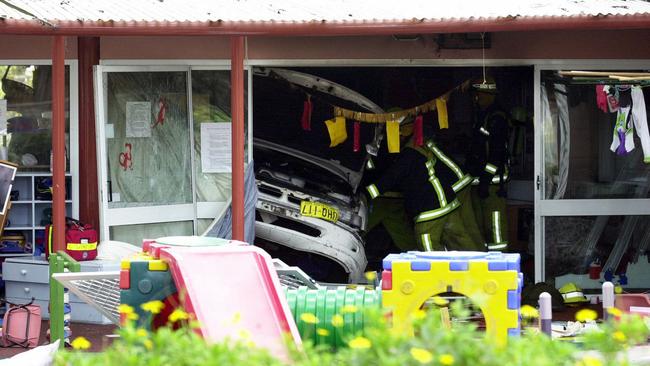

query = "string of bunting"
[332,79,471,123]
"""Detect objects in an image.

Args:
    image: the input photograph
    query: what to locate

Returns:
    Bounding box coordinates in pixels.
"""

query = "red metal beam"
[230,36,245,242]
[51,35,66,253]
[0,16,649,36]
[78,37,100,230]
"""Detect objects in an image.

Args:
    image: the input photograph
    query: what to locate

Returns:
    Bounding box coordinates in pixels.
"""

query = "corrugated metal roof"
[1,0,650,23]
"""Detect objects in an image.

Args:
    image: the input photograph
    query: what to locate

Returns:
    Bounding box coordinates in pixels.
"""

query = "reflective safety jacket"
[425,140,473,193]
[466,104,510,188]
[366,145,459,223]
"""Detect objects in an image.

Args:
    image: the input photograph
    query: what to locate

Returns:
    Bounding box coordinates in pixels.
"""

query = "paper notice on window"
[126,101,151,138]
[0,99,6,132]
[201,122,231,173]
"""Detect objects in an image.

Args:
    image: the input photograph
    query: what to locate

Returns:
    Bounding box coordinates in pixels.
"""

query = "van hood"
[254,137,363,193]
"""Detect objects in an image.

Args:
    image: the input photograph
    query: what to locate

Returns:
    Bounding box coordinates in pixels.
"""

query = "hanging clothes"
[609,86,650,163]
[595,85,609,113]
[604,85,620,113]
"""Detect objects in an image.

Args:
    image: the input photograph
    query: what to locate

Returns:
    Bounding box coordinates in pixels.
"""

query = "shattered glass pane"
[191,70,249,203]
[105,72,191,208]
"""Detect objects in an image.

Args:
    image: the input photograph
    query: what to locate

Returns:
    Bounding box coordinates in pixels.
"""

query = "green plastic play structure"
[49,251,80,349]
[284,286,381,348]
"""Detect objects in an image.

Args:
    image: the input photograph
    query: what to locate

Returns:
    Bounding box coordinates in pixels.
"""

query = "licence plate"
[300,201,339,223]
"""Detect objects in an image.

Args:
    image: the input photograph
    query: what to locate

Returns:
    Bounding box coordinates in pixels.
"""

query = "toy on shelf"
[381,251,522,345]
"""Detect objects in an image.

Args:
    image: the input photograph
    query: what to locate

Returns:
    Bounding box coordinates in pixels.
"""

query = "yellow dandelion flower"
[439,353,455,365]
[607,307,622,317]
[348,336,372,349]
[410,347,433,364]
[141,300,165,314]
[613,331,626,342]
[365,271,377,281]
[126,312,139,321]
[168,308,189,323]
[71,336,92,350]
[232,312,241,324]
[331,314,344,328]
[316,328,330,336]
[575,309,598,322]
[431,296,449,307]
[576,355,602,366]
[341,305,358,314]
[239,329,251,339]
[143,339,153,350]
[135,328,148,337]
[412,309,427,320]
[300,313,319,324]
[520,305,539,319]
[118,304,135,315]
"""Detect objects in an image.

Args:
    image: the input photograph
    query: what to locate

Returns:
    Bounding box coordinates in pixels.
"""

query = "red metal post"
[51,36,66,253]
[230,36,245,241]
[78,37,100,230]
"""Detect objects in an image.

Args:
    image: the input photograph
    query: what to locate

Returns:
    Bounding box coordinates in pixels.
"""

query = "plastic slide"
[156,244,301,360]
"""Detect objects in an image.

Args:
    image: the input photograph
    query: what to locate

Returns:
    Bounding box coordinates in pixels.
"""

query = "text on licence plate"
[300,201,339,223]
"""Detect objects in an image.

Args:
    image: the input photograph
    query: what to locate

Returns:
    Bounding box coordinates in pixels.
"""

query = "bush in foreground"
[56,301,649,366]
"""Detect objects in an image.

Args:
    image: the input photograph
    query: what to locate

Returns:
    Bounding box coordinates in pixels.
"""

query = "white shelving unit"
[3,172,76,257]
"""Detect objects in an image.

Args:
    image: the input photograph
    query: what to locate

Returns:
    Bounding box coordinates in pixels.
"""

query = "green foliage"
[56,304,650,366]
[58,324,283,366]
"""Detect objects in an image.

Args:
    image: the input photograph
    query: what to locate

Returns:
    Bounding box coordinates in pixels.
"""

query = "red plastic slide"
[157,244,301,360]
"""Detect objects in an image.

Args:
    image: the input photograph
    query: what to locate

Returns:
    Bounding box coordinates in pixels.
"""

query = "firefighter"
[365,133,475,252]
[466,76,510,251]
[363,121,418,252]
[425,139,485,250]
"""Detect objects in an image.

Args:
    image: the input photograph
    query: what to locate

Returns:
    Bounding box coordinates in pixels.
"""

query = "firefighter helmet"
[558,282,589,305]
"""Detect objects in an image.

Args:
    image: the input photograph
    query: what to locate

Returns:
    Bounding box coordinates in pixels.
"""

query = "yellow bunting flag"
[386,120,400,153]
[325,116,348,147]
[436,98,448,129]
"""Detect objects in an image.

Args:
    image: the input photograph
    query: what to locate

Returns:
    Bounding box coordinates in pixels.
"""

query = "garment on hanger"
[609,86,650,163]
[596,85,608,113]
[604,85,620,113]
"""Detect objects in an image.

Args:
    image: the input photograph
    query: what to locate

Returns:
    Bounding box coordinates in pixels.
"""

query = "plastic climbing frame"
[381,251,523,344]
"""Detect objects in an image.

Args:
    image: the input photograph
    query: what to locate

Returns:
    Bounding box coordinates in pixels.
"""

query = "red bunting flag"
[414,115,424,147]
[301,96,313,131]
[353,121,361,152]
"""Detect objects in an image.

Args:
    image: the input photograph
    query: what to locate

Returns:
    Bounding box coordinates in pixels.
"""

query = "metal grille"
[278,272,318,289]
[52,272,121,324]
